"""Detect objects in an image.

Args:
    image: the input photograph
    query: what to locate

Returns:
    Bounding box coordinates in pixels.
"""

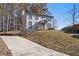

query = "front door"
[40,23,45,29]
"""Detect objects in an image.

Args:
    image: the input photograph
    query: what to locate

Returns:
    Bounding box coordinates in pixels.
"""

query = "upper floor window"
[34,15,38,20]
[46,17,51,22]
[28,14,32,19]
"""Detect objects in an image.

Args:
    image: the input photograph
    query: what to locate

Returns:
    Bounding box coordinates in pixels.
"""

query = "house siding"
[26,13,54,32]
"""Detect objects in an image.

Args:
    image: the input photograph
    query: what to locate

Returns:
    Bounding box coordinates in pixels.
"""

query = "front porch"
[39,20,47,30]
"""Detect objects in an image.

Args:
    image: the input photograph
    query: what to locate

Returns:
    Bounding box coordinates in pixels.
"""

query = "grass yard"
[23,30,79,56]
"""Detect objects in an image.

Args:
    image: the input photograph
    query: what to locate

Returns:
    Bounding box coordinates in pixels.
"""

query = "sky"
[47,3,79,30]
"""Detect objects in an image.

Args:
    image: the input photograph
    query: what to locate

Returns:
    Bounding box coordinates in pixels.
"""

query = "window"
[34,15,38,20]
[46,17,51,22]
[28,14,32,19]
[28,21,32,32]
[42,16,45,18]
[35,22,39,29]
[28,21,32,29]
[47,23,51,29]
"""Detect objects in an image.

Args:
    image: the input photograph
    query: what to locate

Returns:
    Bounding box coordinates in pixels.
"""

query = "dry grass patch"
[0,38,12,56]
[23,30,79,56]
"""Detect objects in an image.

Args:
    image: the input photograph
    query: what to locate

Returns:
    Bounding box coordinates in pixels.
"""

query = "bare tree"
[0,3,52,33]
[68,3,79,32]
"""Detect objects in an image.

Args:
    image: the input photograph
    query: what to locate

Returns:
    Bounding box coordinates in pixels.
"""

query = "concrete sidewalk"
[0,36,68,56]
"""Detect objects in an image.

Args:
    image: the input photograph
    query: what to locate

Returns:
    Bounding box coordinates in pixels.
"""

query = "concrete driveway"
[0,36,68,56]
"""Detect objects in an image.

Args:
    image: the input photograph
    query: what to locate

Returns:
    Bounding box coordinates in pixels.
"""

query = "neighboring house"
[61,24,79,33]
[0,12,54,34]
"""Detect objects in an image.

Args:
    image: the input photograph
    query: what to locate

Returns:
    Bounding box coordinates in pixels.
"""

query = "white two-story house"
[26,13,54,32]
